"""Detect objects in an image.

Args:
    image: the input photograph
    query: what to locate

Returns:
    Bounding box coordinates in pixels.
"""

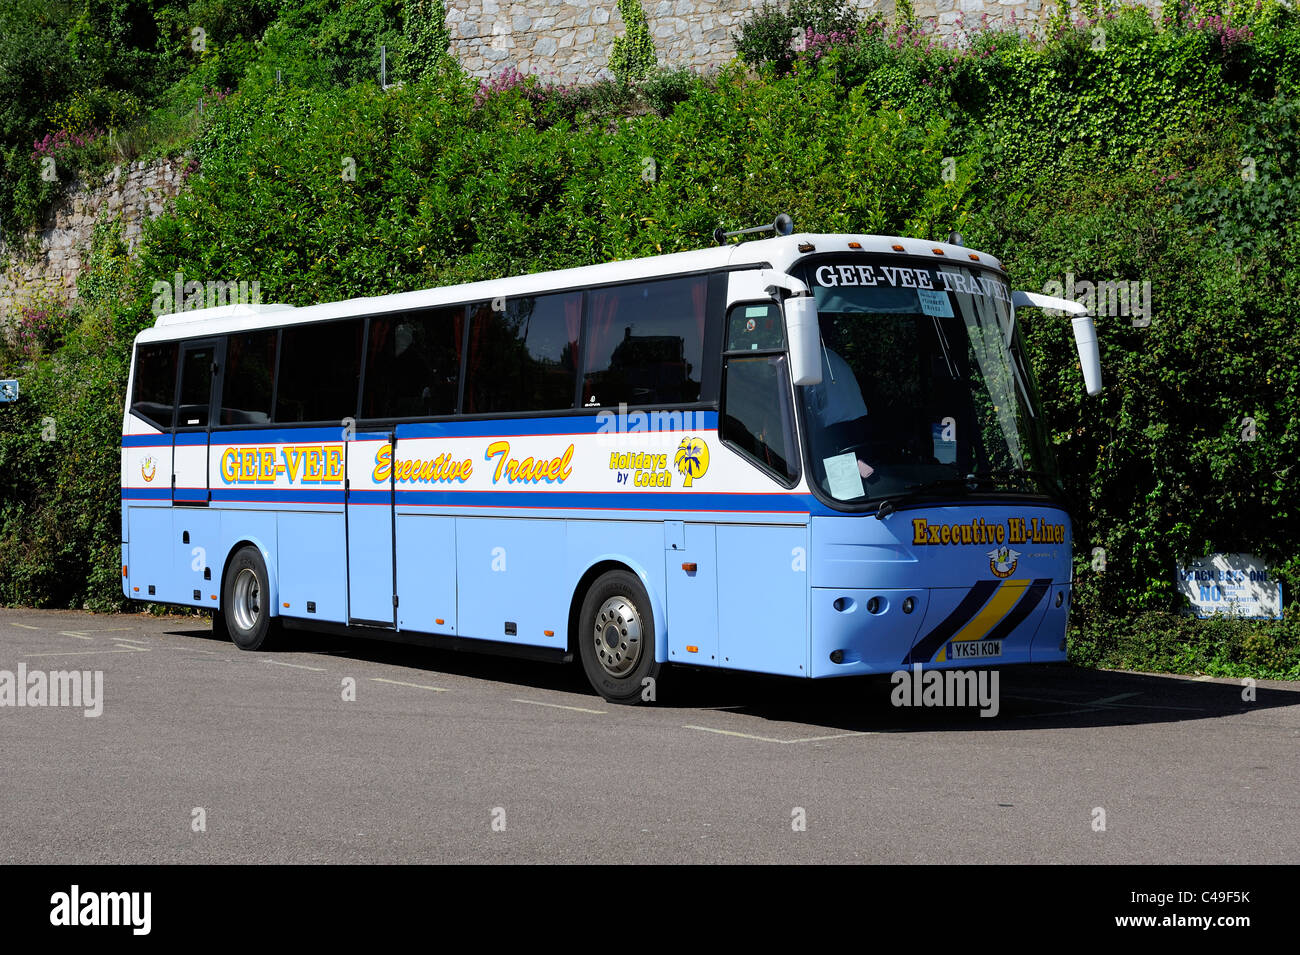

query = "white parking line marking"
[513,698,605,714]
[1016,707,1102,719]
[23,646,150,658]
[13,623,42,630]
[683,725,786,743]
[111,637,152,645]
[373,678,447,692]
[58,632,95,641]
[263,659,326,671]
[682,725,869,744]
[1088,692,1142,705]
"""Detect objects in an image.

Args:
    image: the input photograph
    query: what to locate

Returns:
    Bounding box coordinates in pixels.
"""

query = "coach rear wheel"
[219,545,279,651]
[578,570,662,705]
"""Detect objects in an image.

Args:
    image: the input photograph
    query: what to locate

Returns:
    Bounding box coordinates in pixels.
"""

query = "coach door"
[172,338,222,505]
[346,430,396,627]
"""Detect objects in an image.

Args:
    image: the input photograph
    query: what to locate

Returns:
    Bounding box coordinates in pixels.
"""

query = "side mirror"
[1071,314,1102,396]
[1012,290,1103,397]
[785,295,822,386]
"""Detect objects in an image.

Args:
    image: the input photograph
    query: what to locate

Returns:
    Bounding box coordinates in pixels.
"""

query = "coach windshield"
[794,257,1060,508]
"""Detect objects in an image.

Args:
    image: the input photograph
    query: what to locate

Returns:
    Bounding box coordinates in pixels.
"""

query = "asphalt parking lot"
[2,608,1296,863]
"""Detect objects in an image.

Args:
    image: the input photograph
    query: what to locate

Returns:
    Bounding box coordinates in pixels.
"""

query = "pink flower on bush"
[804,26,858,61]
[13,303,64,356]
[31,127,102,161]
[472,67,581,110]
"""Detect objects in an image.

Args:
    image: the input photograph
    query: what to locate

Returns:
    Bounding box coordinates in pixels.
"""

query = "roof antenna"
[714,213,794,246]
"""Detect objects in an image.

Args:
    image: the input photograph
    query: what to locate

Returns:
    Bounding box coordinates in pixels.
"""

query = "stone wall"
[0,1,1164,323]
[451,0,891,80]
[448,0,1162,82]
[0,159,184,322]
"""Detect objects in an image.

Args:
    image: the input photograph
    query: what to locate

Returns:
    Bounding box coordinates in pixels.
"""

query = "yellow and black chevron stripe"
[903,578,1053,665]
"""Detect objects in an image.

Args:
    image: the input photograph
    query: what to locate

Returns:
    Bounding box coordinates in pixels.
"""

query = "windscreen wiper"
[875,470,1057,519]
[875,475,975,519]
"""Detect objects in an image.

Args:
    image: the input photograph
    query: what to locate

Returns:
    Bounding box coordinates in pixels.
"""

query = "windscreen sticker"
[917,288,953,317]
[823,452,864,501]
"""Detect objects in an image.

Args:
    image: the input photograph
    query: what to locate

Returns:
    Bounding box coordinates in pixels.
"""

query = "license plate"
[949,640,1002,660]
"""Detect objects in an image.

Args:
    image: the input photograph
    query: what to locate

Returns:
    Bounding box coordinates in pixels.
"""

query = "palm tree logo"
[674,437,709,487]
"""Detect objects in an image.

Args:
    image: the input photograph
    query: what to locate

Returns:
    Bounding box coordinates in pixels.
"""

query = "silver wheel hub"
[592,595,642,678]
[231,567,261,633]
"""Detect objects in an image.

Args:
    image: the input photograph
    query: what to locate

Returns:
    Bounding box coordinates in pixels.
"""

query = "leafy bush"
[641,67,698,116]
[733,0,863,73]
[1068,610,1300,680]
[734,2,797,71]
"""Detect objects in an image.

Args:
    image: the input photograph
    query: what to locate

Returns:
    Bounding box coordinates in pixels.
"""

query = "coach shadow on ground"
[171,622,1294,734]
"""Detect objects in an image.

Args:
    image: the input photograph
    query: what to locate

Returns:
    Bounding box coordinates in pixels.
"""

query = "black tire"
[221,545,279,651]
[577,570,663,705]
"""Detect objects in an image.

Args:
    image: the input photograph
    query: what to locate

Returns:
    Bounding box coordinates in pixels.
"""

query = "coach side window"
[130,342,178,431]
[363,307,464,419]
[221,330,277,425]
[176,343,216,429]
[275,319,363,423]
[721,353,799,486]
[581,275,707,408]
[462,292,581,414]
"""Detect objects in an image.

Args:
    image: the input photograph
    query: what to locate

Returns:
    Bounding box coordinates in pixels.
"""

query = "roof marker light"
[891,244,905,251]
[932,248,945,255]
[848,241,862,249]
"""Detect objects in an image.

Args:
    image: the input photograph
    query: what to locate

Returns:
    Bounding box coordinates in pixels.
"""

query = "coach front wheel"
[578,570,663,705]
[219,545,279,651]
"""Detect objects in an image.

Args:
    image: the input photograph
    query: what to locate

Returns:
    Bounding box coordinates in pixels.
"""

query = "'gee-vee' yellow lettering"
[220,446,281,484]
[219,444,343,485]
